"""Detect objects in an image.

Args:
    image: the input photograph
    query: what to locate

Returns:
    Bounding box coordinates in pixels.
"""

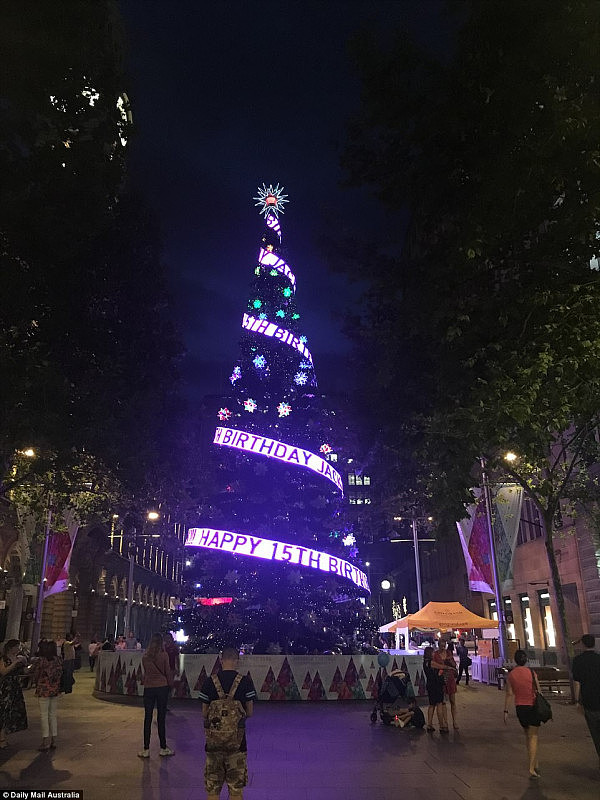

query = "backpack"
[205,674,246,752]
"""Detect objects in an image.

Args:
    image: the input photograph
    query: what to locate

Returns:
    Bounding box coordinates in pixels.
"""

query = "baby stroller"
[370,670,409,725]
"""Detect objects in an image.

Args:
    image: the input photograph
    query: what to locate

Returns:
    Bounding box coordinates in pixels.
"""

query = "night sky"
[120,1,447,399]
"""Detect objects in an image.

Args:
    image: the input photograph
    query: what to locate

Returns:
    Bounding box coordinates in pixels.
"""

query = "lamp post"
[412,517,423,609]
[123,511,160,636]
[123,529,136,636]
[480,456,508,663]
[392,514,435,611]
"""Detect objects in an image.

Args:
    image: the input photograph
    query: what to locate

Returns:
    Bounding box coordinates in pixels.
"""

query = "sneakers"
[138,746,175,758]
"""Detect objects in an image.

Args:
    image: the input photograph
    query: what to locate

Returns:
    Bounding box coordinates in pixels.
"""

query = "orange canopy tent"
[379,601,499,633]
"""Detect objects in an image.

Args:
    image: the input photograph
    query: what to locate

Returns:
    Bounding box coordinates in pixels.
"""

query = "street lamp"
[124,510,161,636]
[380,578,393,627]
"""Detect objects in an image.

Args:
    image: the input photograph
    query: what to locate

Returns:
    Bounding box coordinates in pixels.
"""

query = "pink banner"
[456,496,494,593]
[43,529,78,598]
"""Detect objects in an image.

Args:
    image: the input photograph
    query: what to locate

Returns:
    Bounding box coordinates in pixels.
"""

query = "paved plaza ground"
[0,669,597,800]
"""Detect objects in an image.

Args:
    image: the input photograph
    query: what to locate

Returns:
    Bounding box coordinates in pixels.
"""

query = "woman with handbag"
[34,639,63,751]
[0,639,29,748]
[504,649,543,779]
[138,633,175,758]
[423,646,448,732]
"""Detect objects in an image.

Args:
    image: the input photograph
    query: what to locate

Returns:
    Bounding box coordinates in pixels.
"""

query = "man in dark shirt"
[572,633,600,765]
[199,647,256,800]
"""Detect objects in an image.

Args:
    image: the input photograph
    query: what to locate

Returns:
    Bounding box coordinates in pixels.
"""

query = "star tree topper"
[254,183,289,218]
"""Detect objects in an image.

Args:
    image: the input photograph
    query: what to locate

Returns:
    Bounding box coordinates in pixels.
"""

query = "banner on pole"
[43,528,78,599]
[456,485,523,594]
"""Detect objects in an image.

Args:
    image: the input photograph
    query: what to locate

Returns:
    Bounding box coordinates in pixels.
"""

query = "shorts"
[204,749,248,794]
[516,705,541,728]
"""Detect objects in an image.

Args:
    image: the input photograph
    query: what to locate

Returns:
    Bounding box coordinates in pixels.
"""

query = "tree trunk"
[6,583,24,641]
[542,510,576,703]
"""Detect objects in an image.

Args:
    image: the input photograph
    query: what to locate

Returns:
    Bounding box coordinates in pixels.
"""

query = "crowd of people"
[0,630,599,794]
[0,630,179,755]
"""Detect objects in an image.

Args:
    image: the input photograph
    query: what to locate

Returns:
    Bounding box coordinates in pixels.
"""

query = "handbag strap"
[530,667,538,695]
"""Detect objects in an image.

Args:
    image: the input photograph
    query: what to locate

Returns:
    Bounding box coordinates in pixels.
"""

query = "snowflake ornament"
[319,443,332,454]
[253,354,267,369]
[276,309,285,318]
[300,361,311,369]
[258,312,267,319]
[283,286,292,298]
[254,266,261,276]
[253,299,262,309]
[254,183,289,218]
[270,269,278,277]
[244,398,257,412]
[277,402,292,417]
[299,335,307,344]
[292,313,300,320]
[230,366,242,384]
[218,407,232,421]
[294,372,308,386]
[342,533,356,547]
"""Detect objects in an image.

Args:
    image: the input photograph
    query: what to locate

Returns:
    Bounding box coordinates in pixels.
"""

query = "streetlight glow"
[22,448,35,457]
[147,510,160,521]
[504,451,518,462]
[380,579,392,591]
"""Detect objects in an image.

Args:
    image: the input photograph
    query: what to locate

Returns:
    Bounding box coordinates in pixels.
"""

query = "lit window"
[349,498,356,505]
[329,453,338,462]
[364,497,372,504]
[538,590,556,648]
[348,474,355,485]
[355,476,363,486]
[520,594,535,646]
[363,476,371,485]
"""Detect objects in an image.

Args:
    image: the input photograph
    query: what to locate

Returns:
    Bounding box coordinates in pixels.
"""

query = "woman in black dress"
[423,646,448,732]
[0,639,28,747]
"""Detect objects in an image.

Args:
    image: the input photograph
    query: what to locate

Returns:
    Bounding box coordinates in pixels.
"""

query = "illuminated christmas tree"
[179,185,373,653]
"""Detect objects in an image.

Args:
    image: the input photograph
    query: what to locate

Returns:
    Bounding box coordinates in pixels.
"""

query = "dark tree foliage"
[342,0,600,517]
[0,1,183,500]
[341,1,600,676]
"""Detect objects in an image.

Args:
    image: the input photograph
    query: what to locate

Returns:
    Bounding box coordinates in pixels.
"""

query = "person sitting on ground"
[392,699,426,729]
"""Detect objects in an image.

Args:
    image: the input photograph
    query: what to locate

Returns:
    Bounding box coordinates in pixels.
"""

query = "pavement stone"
[0,670,597,800]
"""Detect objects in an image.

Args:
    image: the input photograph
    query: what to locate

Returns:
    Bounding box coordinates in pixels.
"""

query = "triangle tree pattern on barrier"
[275,658,301,700]
[96,654,430,701]
[308,671,327,701]
[174,670,191,698]
[194,665,208,691]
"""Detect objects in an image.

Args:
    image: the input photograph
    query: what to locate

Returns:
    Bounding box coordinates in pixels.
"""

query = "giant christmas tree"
[180,185,372,654]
